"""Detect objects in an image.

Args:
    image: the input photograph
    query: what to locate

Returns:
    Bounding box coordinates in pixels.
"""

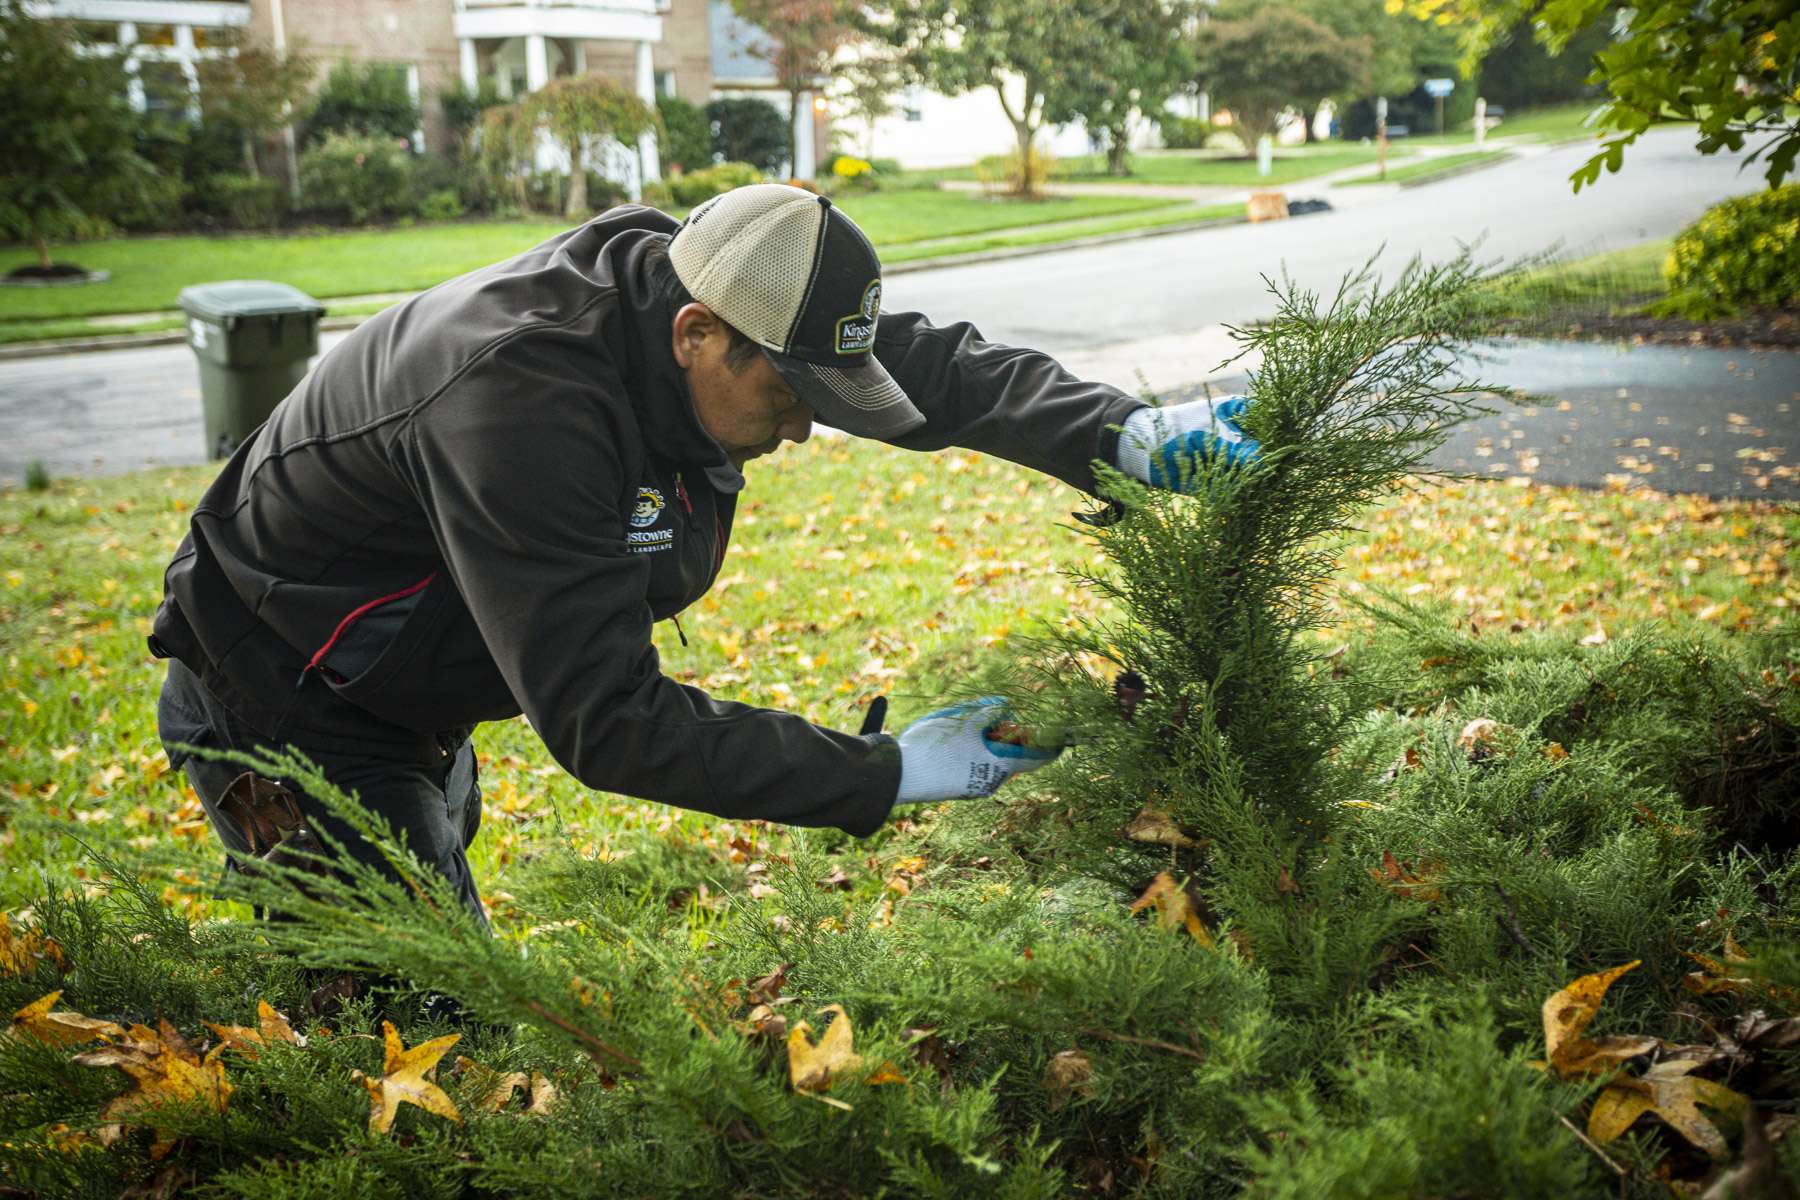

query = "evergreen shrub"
[1661,185,1800,318]
[202,173,284,229]
[305,61,421,147]
[1159,115,1211,149]
[4,254,1797,1196]
[656,93,714,173]
[668,161,764,206]
[298,132,416,225]
[706,97,789,173]
[417,188,464,222]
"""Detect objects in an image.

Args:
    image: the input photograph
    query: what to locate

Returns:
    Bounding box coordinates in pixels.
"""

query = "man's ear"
[671,301,718,369]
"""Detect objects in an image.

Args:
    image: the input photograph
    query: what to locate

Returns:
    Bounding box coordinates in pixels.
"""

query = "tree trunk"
[242,130,260,178]
[564,135,588,218]
[33,234,51,271]
[1302,103,1321,144]
[1106,118,1132,176]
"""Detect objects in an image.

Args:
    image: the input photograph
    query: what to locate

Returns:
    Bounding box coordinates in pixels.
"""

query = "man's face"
[672,303,815,467]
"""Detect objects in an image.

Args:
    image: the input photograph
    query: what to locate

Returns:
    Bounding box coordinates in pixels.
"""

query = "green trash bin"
[177,281,326,458]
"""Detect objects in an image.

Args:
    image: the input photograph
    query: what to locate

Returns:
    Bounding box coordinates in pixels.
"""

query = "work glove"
[893,697,1059,805]
[1114,395,1260,491]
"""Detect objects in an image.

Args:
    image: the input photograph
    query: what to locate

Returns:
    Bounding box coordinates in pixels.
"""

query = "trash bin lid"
[177,280,326,322]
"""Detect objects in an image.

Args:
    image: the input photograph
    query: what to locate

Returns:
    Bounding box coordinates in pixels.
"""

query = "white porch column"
[525,34,549,92]
[792,91,815,179]
[459,39,478,90]
[120,22,145,112]
[634,40,661,192]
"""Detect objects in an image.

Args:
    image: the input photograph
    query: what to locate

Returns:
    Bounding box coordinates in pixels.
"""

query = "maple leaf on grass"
[1539,961,1660,1078]
[0,912,66,977]
[354,1020,462,1135]
[11,990,124,1046]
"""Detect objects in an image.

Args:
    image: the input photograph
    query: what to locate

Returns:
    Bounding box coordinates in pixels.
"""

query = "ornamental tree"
[730,0,861,177]
[1041,0,1200,176]
[1191,0,1368,154]
[194,35,316,179]
[0,2,161,273]
[521,76,660,217]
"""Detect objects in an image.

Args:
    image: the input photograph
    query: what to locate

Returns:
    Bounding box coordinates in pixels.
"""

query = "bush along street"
[2,259,1798,1196]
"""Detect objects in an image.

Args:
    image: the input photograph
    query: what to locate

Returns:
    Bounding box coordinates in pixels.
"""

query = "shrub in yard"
[298,132,416,225]
[200,173,284,229]
[706,96,789,173]
[667,160,764,206]
[639,178,675,210]
[1662,184,1800,318]
[1158,114,1211,149]
[305,60,420,147]
[657,92,713,173]
[416,188,464,222]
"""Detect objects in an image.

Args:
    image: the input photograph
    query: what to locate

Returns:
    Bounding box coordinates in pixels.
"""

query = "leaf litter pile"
[2,255,1799,1197]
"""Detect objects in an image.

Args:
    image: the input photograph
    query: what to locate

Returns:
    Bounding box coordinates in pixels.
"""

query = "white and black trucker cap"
[667,184,926,439]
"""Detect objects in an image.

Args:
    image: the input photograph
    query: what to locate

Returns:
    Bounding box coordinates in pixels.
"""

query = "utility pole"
[1376,96,1387,181]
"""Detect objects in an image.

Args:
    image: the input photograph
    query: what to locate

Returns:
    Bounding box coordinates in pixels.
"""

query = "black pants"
[157,660,489,929]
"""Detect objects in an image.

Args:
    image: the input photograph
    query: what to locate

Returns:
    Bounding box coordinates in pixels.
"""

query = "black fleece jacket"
[150,206,1145,835]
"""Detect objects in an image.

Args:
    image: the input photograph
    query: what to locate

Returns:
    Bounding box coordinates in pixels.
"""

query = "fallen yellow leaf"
[787,1004,862,1093]
[456,1055,529,1112]
[11,991,123,1046]
[1588,1058,1748,1158]
[73,1023,232,1158]
[354,1020,462,1135]
[0,913,65,978]
[1130,873,1215,947]
[1541,962,1660,1078]
[205,1000,304,1059]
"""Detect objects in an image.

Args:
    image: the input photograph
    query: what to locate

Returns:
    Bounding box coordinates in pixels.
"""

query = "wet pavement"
[1171,339,1798,502]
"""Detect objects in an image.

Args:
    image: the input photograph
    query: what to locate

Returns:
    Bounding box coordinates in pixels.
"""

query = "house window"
[139,61,190,113]
[136,23,176,47]
[655,69,676,96]
[72,20,119,45]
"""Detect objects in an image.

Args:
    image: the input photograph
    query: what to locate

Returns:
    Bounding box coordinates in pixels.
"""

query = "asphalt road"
[0,127,1792,492]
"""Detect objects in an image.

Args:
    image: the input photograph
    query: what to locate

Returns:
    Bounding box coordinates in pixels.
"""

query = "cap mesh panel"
[669,188,821,350]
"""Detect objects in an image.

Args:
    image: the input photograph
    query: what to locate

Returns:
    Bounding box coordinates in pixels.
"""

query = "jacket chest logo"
[627,485,674,553]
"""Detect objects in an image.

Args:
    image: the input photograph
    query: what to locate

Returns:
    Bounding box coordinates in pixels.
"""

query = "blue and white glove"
[894,697,1059,805]
[1115,396,1260,490]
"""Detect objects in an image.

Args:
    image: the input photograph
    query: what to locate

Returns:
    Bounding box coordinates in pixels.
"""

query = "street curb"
[0,212,1255,360]
[1398,150,1517,188]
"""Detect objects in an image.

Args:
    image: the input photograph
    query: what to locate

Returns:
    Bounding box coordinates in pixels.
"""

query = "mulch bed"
[1497,309,1800,351]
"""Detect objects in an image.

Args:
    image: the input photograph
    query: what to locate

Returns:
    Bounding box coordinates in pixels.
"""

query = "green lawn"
[934,144,1409,188]
[1476,237,1672,322]
[1335,149,1511,186]
[1392,100,1606,149]
[0,191,1176,327]
[881,201,1243,263]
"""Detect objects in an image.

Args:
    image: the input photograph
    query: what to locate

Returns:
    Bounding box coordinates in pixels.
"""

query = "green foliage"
[298,132,416,226]
[1660,185,1800,318]
[23,459,49,491]
[1476,16,1608,111]
[1158,114,1211,149]
[1193,0,1371,151]
[198,174,285,230]
[1448,0,1800,188]
[194,35,315,179]
[0,3,163,267]
[440,78,508,149]
[729,0,860,175]
[1038,0,1198,176]
[668,161,767,206]
[416,188,464,223]
[656,93,714,173]
[515,76,658,218]
[305,61,420,148]
[706,97,790,173]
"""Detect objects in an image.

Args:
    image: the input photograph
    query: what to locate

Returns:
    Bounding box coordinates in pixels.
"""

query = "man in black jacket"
[153,185,1259,923]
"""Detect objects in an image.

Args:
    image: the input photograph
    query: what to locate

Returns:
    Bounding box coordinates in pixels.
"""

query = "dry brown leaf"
[1043,1049,1094,1111]
[1369,851,1445,902]
[746,963,794,1007]
[353,1020,462,1135]
[1589,1058,1749,1159]
[1129,873,1215,947]
[1123,806,1200,849]
[455,1055,528,1112]
[787,1003,862,1094]
[11,991,124,1046]
[73,1025,232,1158]
[1457,718,1507,761]
[1541,961,1660,1078]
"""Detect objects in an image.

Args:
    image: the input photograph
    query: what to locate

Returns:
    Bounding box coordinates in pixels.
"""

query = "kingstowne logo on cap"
[834,279,881,356]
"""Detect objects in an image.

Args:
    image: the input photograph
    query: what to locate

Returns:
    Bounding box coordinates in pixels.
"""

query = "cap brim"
[768,351,928,439]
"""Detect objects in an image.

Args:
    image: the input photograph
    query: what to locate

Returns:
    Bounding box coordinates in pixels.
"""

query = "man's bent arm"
[869,311,1149,496]
[394,348,899,834]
